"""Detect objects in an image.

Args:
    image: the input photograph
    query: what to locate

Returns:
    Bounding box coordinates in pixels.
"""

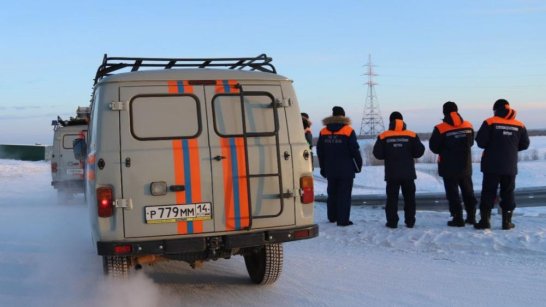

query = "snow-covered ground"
[1,159,546,307]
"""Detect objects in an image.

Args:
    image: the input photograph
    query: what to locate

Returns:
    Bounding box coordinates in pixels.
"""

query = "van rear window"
[213,93,276,137]
[130,95,201,140]
[62,134,80,149]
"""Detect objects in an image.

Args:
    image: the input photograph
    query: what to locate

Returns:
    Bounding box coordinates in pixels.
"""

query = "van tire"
[244,243,283,285]
[103,256,132,278]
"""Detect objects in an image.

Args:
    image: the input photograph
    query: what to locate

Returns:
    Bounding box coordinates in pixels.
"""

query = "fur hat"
[442,101,458,116]
[389,111,403,121]
[493,99,509,110]
[332,106,345,116]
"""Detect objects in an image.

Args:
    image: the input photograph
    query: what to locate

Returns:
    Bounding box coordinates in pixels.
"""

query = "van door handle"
[283,151,290,160]
[213,155,226,161]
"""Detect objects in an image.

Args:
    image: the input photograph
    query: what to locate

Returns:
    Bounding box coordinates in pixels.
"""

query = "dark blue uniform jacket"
[317,116,363,179]
[476,107,530,175]
[373,119,425,181]
[429,112,474,178]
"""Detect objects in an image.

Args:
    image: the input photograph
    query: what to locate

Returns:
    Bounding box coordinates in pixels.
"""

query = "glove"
[320,169,326,178]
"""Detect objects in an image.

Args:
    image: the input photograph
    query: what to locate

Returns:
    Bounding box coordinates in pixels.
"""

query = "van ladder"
[237,85,286,230]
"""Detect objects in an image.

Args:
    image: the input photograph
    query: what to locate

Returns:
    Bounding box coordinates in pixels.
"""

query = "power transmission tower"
[359,54,385,137]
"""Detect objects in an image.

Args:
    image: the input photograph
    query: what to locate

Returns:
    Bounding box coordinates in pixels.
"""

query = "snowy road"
[2,160,546,307]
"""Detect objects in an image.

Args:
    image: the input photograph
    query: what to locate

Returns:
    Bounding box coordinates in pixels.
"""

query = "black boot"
[465,209,476,225]
[447,214,465,227]
[474,209,491,229]
[502,210,515,230]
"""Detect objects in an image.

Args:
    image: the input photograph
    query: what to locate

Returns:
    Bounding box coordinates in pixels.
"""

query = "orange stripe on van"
[172,140,186,204]
[168,80,178,94]
[215,80,251,230]
[182,80,194,94]
[86,153,96,181]
[220,138,235,230]
[86,170,95,181]
[215,80,240,94]
[235,137,250,228]
[188,138,203,233]
[172,139,188,234]
[169,81,203,234]
[177,222,188,235]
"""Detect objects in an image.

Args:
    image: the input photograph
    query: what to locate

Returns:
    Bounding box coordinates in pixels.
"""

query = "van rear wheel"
[102,256,132,278]
[244,243,283,285]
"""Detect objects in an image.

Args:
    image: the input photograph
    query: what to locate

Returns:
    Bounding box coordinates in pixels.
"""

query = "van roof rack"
[94,53,277,84]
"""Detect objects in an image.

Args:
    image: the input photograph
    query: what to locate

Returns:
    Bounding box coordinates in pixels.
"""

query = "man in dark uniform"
[301,112,313,149]
[429,101,477,227]
[475,99,529,230]
[317,106,363,227]
[373,112,425,228]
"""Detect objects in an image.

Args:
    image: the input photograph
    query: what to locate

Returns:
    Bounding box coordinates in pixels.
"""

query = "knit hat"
[301,112,309,119]
[332,106,345,116]
[442,101,458,116]
[493,99,509,110]
[389,111,403,121]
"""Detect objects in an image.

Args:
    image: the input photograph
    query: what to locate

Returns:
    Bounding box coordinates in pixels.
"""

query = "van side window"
[213,93,276,137]
[62,134,80,149]
[130,94,201,140]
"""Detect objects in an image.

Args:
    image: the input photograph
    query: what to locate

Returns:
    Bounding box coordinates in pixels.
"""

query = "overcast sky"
[1,0,545,144]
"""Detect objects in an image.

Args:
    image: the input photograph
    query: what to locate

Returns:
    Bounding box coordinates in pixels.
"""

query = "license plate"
[67,168,84,175]
[145,202,212,224]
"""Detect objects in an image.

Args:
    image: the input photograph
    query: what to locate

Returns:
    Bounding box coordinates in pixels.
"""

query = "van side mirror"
[73,138,87,161]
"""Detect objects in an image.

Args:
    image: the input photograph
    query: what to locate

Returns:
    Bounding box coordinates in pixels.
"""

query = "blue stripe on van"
[182,139,194,233]
[229,138,241,230]
[177,81,185,93]
[223,80,231,93]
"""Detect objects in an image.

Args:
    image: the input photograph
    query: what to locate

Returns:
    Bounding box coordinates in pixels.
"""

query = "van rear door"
[205,82,295,232]
[119,84,214,238]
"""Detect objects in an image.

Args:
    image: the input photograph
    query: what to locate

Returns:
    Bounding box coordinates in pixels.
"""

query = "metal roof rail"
[94,53,277,84]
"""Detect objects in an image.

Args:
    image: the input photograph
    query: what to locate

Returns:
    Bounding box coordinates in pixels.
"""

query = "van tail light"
[97,187,114,217]
[293,229,311,239]
[114,245,132,254]
[51,162,58,173]
[300,176,314,204]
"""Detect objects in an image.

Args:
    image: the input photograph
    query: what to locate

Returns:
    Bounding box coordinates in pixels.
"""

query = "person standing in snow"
[474,99,530,230]
[429,101,477,227]
[302,112,313,149]
[373,112,425,228]
[317,106,363,226]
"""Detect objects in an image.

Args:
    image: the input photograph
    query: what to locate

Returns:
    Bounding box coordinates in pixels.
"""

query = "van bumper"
[97,224,319,256]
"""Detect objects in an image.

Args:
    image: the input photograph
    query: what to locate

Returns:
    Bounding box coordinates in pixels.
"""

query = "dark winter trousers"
[480,173,516,212]
[326,177,354,225]
[385,179,416,225]
[443,175,477,217]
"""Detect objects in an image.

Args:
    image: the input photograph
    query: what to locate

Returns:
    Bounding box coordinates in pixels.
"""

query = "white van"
[51,108,89,200]
[86,54,317,284]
